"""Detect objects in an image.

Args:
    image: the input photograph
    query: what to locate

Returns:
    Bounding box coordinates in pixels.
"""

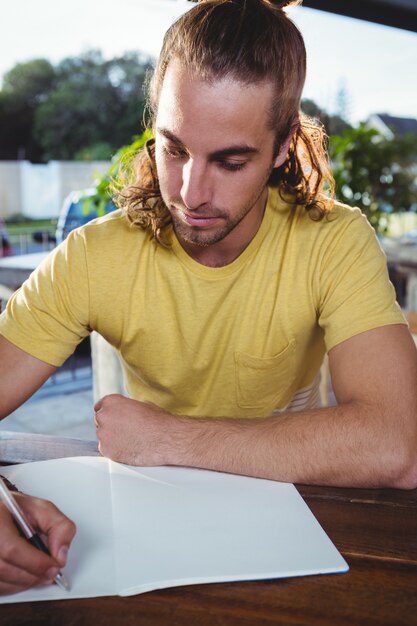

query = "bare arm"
[0,335,77,595]
[95,325,417,489]
[0,335,57,419]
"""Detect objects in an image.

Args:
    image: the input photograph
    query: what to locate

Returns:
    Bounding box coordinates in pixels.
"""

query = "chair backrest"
[90,331,125,402]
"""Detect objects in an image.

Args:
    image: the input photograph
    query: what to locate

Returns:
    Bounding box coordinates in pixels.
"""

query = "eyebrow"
[156,127,259,159]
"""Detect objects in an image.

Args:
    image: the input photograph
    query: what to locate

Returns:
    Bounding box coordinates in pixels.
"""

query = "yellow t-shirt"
[0,189,405,418]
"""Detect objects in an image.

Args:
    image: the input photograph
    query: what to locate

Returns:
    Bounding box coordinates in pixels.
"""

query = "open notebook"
[0,456,348,603]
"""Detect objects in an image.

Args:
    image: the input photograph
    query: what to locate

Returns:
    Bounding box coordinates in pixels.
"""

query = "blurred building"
[0,160,110,220]
[367,113,417,140]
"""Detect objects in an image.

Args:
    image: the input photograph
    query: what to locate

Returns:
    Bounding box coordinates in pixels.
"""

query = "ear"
[272,119,299,169]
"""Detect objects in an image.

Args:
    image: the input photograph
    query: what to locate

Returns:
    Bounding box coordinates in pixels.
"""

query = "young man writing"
[0,0,416,595]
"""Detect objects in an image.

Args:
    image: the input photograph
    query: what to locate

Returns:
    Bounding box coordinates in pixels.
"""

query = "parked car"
[55,188,116,244]
[0,219,12,257]
[32,188,117,248]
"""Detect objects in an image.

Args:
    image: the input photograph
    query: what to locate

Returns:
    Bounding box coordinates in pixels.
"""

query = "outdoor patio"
[0,361,96,440]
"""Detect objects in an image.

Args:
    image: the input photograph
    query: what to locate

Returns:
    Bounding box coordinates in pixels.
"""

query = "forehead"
[156,60,275,149]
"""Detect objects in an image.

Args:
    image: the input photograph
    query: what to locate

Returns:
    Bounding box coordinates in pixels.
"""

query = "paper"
[0,456,348,604]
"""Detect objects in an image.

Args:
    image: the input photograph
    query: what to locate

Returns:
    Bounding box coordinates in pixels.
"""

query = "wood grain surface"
[1,433,416,626]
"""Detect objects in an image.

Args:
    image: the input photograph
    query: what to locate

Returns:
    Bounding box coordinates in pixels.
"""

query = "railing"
[1,230,55,257]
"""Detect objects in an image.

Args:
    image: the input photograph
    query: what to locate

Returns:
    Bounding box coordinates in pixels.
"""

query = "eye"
[162,144,187,159]
[218,160,247,172]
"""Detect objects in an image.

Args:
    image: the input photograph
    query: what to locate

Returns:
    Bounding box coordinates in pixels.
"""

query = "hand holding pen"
[0,475,76,596]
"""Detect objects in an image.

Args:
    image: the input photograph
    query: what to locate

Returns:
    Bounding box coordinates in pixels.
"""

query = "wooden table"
[1,433,416,626]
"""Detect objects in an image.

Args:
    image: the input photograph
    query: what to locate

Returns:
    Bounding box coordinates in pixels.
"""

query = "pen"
[0,476,70,592]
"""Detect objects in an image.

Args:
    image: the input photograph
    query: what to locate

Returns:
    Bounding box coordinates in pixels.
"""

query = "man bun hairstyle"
[195,0,302,7]
[261,0,301,7]
[116,0,334,243]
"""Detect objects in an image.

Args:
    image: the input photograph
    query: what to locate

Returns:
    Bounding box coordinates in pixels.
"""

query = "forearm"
[94,369,417,490]
[163,401,417,489]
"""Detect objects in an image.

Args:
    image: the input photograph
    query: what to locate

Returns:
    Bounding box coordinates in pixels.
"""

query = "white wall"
[0,162,22,218]
[20,161,61,219]
[0,160,111,219]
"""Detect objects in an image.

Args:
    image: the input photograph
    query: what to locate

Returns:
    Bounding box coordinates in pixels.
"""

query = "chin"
[174,222,231,247]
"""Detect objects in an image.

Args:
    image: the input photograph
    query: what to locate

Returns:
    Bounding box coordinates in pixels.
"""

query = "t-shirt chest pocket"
[234,340,297,413]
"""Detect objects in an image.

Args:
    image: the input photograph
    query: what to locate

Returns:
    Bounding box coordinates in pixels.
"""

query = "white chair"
[90,331,125,402]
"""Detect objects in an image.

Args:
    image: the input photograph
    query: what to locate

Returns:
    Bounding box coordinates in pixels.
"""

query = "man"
[0,0,416,596]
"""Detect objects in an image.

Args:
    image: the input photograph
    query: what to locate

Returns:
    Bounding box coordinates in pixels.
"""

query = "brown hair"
[115,0,334,242]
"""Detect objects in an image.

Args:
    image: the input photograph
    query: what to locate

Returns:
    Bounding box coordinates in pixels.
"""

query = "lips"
[182,212,222,227]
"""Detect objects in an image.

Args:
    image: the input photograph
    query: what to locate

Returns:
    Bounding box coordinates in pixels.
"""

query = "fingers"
[0,495,76,596]
[93,395,173,466]
[0,535,58,595]
[94,395,116,428]
[26,495,76,566]
[94,393,123,414]
[94,395,125,430]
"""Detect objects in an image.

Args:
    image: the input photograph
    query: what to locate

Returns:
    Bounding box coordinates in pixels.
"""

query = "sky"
[1,0,417,124]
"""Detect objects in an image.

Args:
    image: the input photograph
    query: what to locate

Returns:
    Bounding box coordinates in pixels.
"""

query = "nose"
[180,158,211,210]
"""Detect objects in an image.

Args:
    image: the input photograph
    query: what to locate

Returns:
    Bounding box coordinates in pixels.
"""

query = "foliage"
[35,51,152,161]
[74,142,114,161]
[301,98,351,136]
[83,129,153,213]
[0,59,56,160]
[2,59,56,106]
[0,51,153,162]
[329,124,417,233]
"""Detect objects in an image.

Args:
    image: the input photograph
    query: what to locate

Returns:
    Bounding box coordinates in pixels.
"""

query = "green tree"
[0,51,152,162]
[74,142,114,161]
[301,98,351,136]
[34,50,152,160]
[330,124,417,233]
[335,83,351,122]
[2,58,56,106]
[0,59,56,160]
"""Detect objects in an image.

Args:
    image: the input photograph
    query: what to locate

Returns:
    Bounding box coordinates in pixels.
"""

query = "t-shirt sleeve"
[0,230,91,366]
[317,208,406,351]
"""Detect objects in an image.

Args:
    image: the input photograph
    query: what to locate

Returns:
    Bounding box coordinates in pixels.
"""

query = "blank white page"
[110,463,348,595]
[0,457,348,604]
